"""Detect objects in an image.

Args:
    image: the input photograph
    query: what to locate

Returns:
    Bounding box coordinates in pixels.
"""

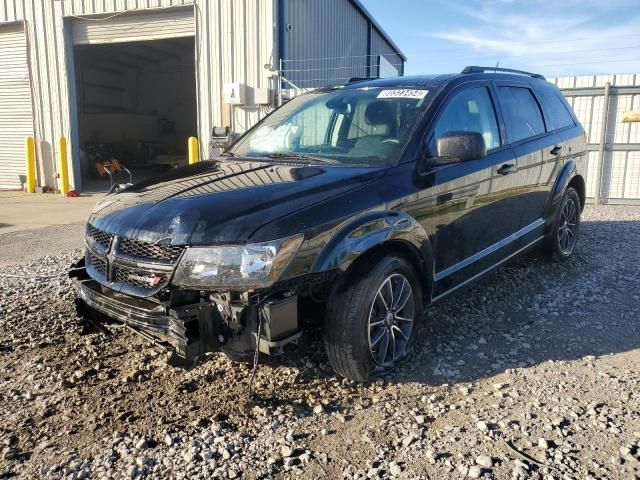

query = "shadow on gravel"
[247,219,640,393]
[381,218,640,387]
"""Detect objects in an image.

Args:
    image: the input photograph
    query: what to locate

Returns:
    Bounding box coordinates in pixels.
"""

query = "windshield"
[227,87,430,167]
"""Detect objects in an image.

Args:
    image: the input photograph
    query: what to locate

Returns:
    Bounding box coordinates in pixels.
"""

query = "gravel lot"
[1,205,639,479]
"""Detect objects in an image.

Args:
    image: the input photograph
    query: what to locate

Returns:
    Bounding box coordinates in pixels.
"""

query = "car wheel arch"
[545,159,582,218]
[567,174,586,211]
[312,211,434,305]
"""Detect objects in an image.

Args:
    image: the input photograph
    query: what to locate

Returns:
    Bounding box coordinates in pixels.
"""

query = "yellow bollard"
[25,136,36,193]
[58,136,70,195]
[188,136,199,165]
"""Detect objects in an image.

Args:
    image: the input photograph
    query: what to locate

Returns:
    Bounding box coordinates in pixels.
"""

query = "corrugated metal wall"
[281,0,403,89]
[550,74,640,204]
[371,28,402,76]
[0,0,275,191]
[0,22,33,189]
[282,0,368,88]
[71,7,195,44]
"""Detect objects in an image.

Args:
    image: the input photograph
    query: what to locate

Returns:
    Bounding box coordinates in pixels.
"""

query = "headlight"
[172,234,303,289]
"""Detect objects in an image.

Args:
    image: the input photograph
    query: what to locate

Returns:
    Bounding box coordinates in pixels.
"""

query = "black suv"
[71,67,586,382]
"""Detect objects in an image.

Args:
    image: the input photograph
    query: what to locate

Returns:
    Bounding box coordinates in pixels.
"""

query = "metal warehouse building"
[0,0,405,191]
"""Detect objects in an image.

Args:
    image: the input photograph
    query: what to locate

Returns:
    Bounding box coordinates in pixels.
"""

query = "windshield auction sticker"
[377,89,428,99]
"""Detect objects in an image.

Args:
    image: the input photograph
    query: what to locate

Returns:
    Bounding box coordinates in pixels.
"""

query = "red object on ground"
[66,190,80,197]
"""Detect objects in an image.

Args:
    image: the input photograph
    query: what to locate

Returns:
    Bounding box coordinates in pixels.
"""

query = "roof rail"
[462,66,546,80]
[347,77,378,84]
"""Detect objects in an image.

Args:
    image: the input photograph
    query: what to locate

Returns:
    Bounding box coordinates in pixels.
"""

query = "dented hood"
[88,159,385,245]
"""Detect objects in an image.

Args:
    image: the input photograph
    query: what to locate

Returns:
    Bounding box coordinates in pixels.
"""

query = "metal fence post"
[595,82,611,205]
[278,58,283,107]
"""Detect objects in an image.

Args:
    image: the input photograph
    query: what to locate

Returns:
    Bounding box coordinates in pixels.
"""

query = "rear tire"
[324,253,423,382]
[544,187,581,262]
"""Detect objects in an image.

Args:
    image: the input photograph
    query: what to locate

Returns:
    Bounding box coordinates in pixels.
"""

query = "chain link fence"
[279,54,402,101]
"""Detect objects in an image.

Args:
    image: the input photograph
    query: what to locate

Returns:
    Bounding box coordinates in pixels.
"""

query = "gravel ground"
[0,205,639,479]
[0,224,85,267]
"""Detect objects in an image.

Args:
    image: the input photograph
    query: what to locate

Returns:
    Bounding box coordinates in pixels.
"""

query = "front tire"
[324,254,423,382]
[545,187,581,261]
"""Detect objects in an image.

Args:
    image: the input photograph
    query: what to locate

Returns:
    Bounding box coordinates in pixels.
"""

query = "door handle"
[497,163,516,175]
[550,145,562,155]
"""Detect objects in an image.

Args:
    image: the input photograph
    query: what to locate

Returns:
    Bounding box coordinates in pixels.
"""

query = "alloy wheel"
[367,273,415,367]
[557,197,578,254]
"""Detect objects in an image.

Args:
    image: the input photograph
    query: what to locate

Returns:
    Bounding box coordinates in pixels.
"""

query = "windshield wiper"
[262,152,339,164]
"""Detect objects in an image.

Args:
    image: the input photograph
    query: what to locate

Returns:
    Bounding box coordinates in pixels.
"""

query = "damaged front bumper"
[69,258,303,360]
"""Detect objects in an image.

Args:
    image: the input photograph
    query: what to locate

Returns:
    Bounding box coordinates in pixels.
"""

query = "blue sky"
[361,0,640,77]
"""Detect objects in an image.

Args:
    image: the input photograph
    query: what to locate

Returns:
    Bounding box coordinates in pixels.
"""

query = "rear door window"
[536,88,575,131]
[498,86,546,143]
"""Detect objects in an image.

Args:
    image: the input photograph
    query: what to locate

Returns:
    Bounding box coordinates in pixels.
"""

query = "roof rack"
[461,66,546,80]
[347,77,379,84]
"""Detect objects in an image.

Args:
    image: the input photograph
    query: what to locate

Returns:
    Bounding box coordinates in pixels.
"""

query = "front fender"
[311,210,432,277]
[544,159,576,219]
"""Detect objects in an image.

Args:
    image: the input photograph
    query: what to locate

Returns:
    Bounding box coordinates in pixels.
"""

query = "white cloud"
[429,0,640,75]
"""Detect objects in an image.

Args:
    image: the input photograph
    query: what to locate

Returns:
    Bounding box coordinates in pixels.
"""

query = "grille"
[118,238,184,263]
[114,266,170,289]
[87,251,108,278]
[86,224,113,251]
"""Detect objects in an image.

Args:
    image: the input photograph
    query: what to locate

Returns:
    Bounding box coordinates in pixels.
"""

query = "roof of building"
[349,0,407,61]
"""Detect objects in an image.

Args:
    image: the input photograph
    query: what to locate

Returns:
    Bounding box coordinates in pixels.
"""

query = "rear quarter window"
[536,87,576,131]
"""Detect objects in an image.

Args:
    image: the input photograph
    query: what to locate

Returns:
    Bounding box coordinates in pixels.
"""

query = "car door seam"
[433,218,545,281]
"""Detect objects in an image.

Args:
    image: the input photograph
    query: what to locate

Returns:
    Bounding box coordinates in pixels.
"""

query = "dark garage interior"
[73,37,197,191]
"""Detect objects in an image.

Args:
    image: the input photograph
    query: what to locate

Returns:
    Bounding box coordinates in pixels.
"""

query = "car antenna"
[494,61,500,73]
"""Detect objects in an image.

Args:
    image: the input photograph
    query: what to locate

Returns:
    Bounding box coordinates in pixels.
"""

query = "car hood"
[88,159,385,244]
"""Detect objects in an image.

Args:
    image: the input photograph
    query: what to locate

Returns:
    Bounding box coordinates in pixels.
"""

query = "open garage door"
[70,7,197,192]
[0,23,34,190]
[72,7,194,45]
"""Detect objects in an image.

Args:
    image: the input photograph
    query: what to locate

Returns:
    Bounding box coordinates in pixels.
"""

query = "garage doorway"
[73,37,197,191]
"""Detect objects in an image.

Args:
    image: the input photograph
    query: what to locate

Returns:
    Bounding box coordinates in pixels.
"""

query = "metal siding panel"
[195,0,275,153]
[614,74,635,86]
[608,151,626,198]
[71,8,195,44]
[630,95,640,144]
[0,22,33,189]
[575,75,594,88]
[11,0,274,189]
[590,95,605,144]
[624,152,640,199]
[283,0,368,88]
[613,95,632,144]
[371,28,401,76]
[586,151,599,198]
[571,96,593,141]
[557,76,640,202]
[595,75,614,87]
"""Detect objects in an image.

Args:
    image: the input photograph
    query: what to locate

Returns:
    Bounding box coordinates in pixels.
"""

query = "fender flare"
[311,210,434,299]
[544,159,576,219]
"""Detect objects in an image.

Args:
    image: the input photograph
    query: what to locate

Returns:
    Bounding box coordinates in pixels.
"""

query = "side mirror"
[437,131,487,163]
